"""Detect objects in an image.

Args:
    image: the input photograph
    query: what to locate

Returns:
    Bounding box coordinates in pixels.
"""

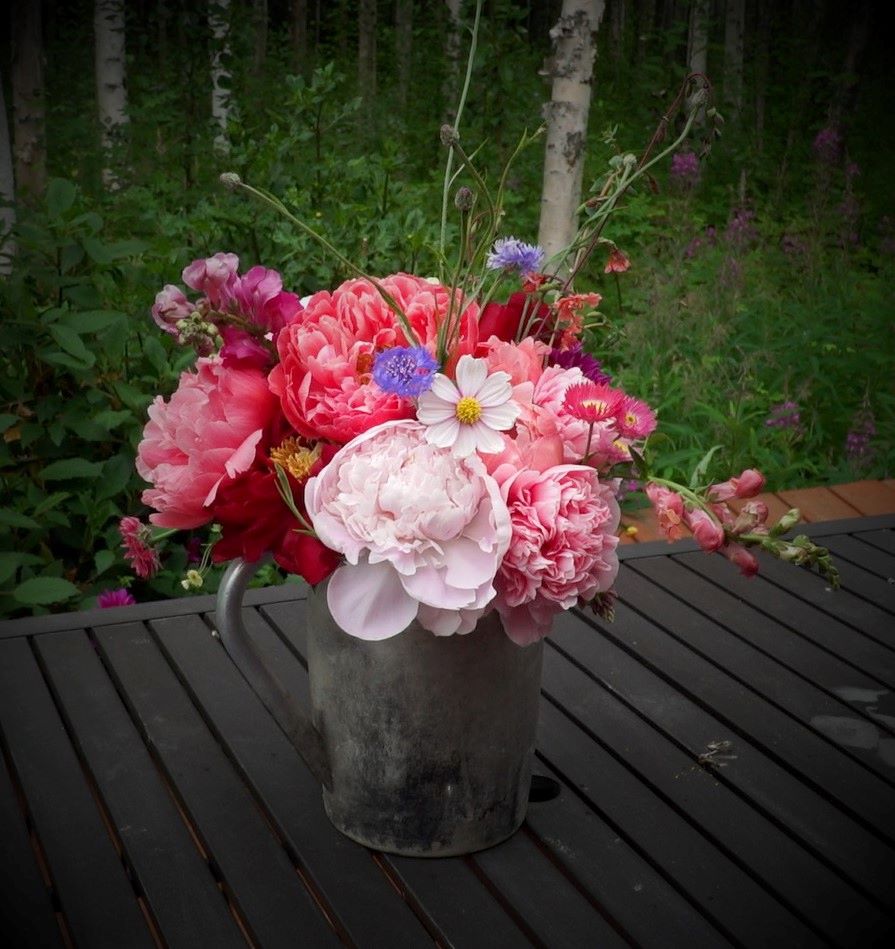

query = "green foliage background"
[1,0,892,616]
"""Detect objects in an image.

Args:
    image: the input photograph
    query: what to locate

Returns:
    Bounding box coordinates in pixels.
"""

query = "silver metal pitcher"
[215,558,544,856]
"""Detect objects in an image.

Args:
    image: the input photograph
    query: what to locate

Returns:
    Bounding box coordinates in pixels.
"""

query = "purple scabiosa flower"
[549,341,612,385]
[486,237,545,274]
[98,588,137,608]
[372,346,440,397]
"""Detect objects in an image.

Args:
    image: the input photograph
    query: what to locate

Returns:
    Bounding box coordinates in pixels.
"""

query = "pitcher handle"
[215,556,332,790]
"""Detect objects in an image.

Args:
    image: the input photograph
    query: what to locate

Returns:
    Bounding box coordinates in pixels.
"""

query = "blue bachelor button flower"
[486,237,545,274]
[372,346,440,397]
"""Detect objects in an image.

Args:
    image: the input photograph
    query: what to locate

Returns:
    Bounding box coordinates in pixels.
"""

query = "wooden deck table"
[1,514,894,948]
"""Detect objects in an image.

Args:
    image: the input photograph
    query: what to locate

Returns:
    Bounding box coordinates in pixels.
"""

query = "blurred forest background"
[1,0,893,614]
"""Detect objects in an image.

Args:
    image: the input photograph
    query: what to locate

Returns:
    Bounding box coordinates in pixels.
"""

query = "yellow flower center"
[583,398,610,415]
[270,438,321,481]
[624,411,638,428]
[455,396,482,425]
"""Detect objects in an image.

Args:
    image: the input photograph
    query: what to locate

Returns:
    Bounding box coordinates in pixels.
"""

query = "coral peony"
[270,274,478,444]
[305,420,511,640]
[491,464,620,645]
[137,357,278,528]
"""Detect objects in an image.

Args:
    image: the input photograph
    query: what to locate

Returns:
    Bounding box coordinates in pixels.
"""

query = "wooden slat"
[544,618,895,935]
[829,480,895,516]
[674,551,895,688]
[817,534,895,582]
[0,753,65,948]
[0,638,155,949]
[151,608,433,948]
[749,550,895,648]
[93,621,338,949]
[471,829,630,947]
[630,555,895,742]
[776,486,862,522]
[810,536,895,613]
[34,630,246,949]
[534,698,819,947]
[856,527,895,556]
[523,759,729,948]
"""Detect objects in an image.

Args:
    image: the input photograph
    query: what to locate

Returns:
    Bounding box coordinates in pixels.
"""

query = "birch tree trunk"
[722,0,744,120]
[209,0,232,155]
[95,0,129,190]
[395,0,413,114]
[538,0,605,268]
[358,0,377,134]
[253,0,268,76]
[0,78,17,275]
[443,0,463,124]
[687,0,709,125]
[11,0,47,201]
[291,0,308,76]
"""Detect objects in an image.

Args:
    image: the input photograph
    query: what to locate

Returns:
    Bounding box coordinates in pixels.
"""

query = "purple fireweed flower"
[765,401,804,435]
[670,152,700,187]
[549,341,612,385]
[725,208,757,248]
[98,588,137,608]
[812,126,841,165]
[846,404,876,466]
[372,346,440,397]
[486,237,545,274]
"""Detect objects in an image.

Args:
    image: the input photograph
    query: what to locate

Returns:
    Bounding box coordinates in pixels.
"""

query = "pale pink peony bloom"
[645,483,687,542]
[305,420,511,641]
[182,252,239,307]
[684,508,726,552]
[491,464,620,645]
[417,355,519,457]
[152,285,195,336]
[137,357,278,528]
[482,336,549,386]
[708,468,766,501]
[270,274,479,444]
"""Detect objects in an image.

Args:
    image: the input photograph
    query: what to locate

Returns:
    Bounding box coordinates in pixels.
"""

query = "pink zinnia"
[98,588,137,608]
[119,516,161,578]
[562,382,624,424]
[137,357,278,528]
[615,395,657,439]
[492,463,620,645]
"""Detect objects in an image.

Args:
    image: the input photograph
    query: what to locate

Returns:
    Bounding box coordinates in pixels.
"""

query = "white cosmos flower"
[417,354,520,457]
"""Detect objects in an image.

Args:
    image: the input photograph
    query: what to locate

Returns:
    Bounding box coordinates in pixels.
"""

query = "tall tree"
[395,0,413,114]
[253,0,268,76]
[358,0,377,136]
[722,0,744,120]
[635,0,655,64]
[95,0,129,189]
[538,0,605,267]
[209,0,232,155]
[291,0,309,76]
[0,77,16,275]
[687,0,709,124]
[11,0,47,201]
[443,0,463,123]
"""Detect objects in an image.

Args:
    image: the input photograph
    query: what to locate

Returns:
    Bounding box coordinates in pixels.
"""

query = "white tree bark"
[443,0,463,123]
[0,78,17,275]
[538,0,605,268]
[723,0,744,119]
[687,0,709,124]
[95,0,129,189]
[11,0,46,200]
[209,0,232,155]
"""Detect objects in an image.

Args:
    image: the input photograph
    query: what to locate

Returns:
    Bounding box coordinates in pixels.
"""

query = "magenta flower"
[670,152,700,188]
[98,588,137,608]
[119,516,161,578]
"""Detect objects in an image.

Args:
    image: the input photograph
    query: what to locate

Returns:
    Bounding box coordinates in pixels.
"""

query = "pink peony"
[269,274,479,444]
[482,336,549,386]
[137,357,279,528]
[305,420,511,640]
[182,252,239,307]
[491,464,620,645]
[152,285,195,336]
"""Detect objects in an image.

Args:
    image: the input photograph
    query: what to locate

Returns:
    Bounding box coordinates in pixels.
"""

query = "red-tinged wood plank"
[776,486,862,523]
[829,481,895,516]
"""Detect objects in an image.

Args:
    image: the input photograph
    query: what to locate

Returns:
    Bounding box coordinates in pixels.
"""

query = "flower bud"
[440,124,459,147]
[731,500,769,536]
[770,508,801,537]
[454,186,474,212]
[219,172,242,190]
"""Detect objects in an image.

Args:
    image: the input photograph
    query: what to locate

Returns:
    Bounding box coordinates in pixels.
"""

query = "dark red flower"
[477,292,553,351]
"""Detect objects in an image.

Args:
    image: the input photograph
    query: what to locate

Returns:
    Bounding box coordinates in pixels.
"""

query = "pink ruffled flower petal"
[326,560,419,640]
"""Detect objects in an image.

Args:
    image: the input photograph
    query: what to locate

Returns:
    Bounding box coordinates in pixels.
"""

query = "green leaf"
[0,553,44,585]
[0,510,41,530]
[58,309,128,333]
[689,444,725,490]
[47,325,96,368]
[0,413,18,434]
[142,335,170,374]
[40,458,104,480]
[113,380,152,412]
[32,491,71,516]
[94,550,115,576]
[13,576,80,606]
[46,178,77,218]
[81,236,113,264]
